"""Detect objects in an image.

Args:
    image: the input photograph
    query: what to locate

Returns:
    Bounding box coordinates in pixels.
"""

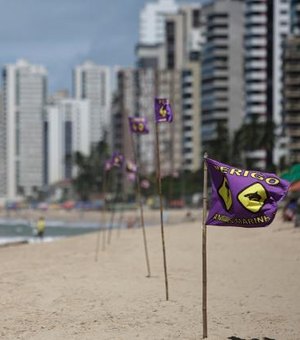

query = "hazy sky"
[0,0,204,93]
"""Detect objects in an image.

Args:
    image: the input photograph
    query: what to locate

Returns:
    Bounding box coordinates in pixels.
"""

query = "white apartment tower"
[0,59,47,200]
[74,61,111,145]
[45,99,90,184]
[139,0,178,45]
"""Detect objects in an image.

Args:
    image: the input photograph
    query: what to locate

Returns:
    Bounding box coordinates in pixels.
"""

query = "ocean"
[0,218,125,246]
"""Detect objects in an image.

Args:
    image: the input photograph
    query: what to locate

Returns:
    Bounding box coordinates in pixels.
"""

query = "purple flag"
[154,98,173,123]
[111,152,124,168]
[127,172,136,182]
[104,159,112,172]
[126,160,137,173]
[141,179,150,189]
[128,116,149,134]
[205,158,290,228]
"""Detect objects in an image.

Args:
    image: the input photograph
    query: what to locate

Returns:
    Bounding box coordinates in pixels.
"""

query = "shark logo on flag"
[205,158,290,227]
[128,116,149,134]
[154,98,173,123]
[111,152,124,168]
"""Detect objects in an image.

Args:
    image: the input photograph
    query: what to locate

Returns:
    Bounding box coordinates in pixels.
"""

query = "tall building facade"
[0,59,47,200]
[139,0,178,45]
[201,0,245,160]
[74,61,111,146]
[45,99,90,185]
[282,0,300,164]
[244,0,290,168]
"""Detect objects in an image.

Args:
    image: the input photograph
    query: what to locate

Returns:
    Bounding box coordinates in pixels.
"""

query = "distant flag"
[154,98,173,123]
[111,152,124,168]
[205,158,290,228]
[104,159,112,172]
[128,116,150,134]
[141,179,150,189]
[127,172,136,182]
[126,160,137,173]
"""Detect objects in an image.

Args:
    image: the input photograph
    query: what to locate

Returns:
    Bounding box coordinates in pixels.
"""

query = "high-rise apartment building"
[45,99,90,185]
[282,0,300,164]
[74,61,111,146]
[244,0,290,168]
[0,59,47,200]
[139,0,178,45]
[201,0,245,160]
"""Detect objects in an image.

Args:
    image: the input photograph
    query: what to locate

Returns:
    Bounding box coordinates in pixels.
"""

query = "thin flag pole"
[116,193,124,239]
[107,169,119,245]
[202,152,208,339]
[130,133,151,277]
[155,122,169,301]
[95,165,107,260]
[102,168,112,251]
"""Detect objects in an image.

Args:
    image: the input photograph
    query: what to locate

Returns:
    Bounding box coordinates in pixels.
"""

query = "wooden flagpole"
[202,152,208,338]
[95,165,108,260]
[155,122,169,300]
[116,195,124,239]
[130,133,151,277]
[107,170,119,245]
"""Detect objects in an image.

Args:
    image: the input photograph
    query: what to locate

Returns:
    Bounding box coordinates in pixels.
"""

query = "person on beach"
[36,216,46,240]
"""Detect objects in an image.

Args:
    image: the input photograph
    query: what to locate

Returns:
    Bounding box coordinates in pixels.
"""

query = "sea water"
[0,218,125,246]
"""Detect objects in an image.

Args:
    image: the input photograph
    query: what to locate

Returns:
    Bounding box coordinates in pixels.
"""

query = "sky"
[0,0,203,94]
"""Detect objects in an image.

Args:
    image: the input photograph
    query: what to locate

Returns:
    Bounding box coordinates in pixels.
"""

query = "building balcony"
[245,60,266,70]
[286,129,300,137]
[245,15,267,26]
[285,116,300,124]
[245,83,266,92]
[244,38,267,48]
[284,64,300,72]
[246,105,267,115]
[246,49,267,58]
[245,26,266,36]
[245,3,266,13]
[288,141,300,150]
[283,89,300,98]
[245,72,266,81]
[284,102,300,110]
[284,77,300,85]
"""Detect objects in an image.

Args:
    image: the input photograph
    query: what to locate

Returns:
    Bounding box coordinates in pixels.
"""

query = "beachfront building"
[282,0,300,164]
[164,5,203,171]
[139,0,178,45]
[45,99,90,184]
[244,0,290,169]
[201,0,245,161]
[74,61,111,146]
[0,59,47,200]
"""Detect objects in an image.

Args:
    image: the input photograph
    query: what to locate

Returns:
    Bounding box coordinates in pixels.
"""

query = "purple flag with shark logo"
[205,158,290,228]
[111,152,124,168]
[154,98,173,123]
[128,116,149,134]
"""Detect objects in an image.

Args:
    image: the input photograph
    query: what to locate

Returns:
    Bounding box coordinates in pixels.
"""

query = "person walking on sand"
[36,216,46,240]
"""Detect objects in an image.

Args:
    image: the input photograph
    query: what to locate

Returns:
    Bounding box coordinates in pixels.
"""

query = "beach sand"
[0,210,299,339]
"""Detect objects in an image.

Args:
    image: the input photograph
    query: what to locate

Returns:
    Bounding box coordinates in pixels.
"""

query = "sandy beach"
[0,210,299,340]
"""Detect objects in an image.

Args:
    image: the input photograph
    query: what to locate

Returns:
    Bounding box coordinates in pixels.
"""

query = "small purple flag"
[104,159,112,172]
[205,158,290,228]
[111,152,124,168]
[154,98,173,123]
[141,179,150,189]
[127,172,136,182]
[128,117,149,134]
[126,160,137,173]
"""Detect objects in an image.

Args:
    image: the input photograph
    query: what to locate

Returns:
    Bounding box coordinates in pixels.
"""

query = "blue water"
[0,218,125,245]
